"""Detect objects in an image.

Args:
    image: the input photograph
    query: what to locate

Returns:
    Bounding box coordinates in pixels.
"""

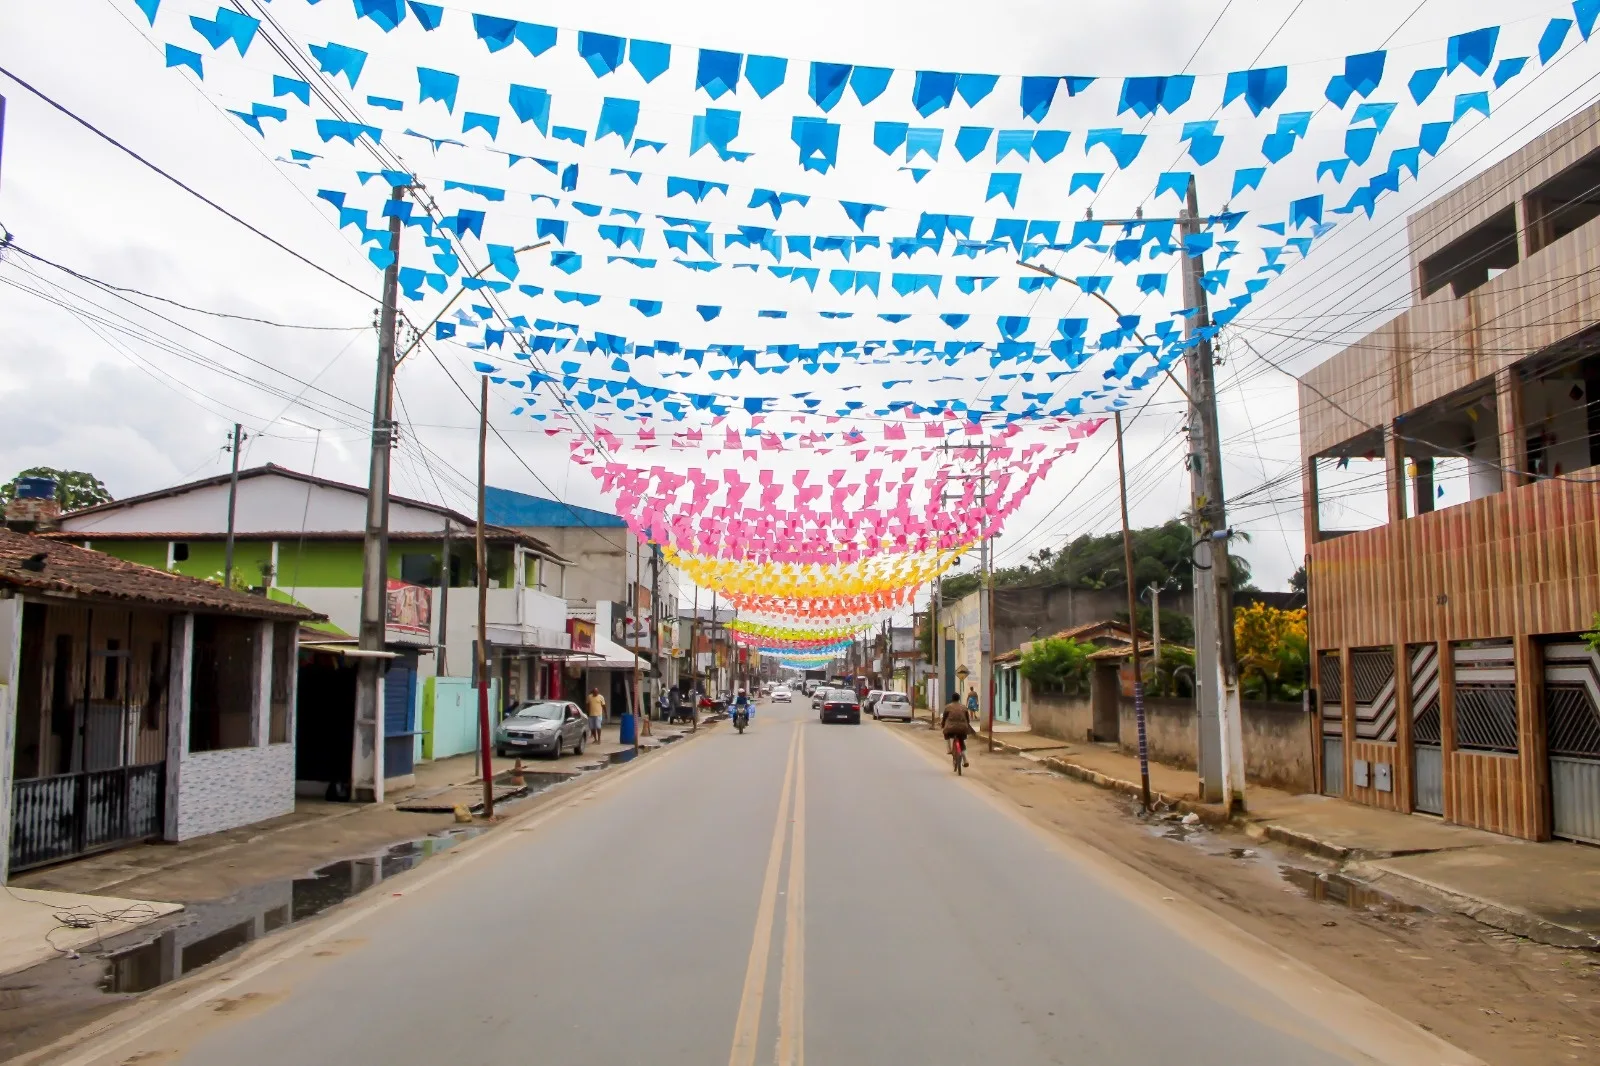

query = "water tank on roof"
[14,477,57,500]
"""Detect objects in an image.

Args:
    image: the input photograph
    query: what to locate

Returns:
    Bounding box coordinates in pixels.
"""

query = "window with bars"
[1453,684,1519,753]
[1413,696,1442,746]
[1546,684,1600,758]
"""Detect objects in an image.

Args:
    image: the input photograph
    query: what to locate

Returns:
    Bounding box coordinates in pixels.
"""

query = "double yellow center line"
[728,722,807,1066]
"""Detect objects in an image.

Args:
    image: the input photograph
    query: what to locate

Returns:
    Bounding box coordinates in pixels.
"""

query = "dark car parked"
[819,691,861,725]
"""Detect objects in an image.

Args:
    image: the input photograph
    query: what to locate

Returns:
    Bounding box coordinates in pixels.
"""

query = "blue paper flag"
[912,71,957,116]
[1223,66,1288,115]
[629,39,671,82]
[1408,66,1445,104]
[691,108,741,157]
[745,55,787,98]
[1020,76,1059,122]
[309,41,366,87]
[407,2,443,30]
[273,75,310,104]
[1118,75,1194,117]
[417,67,460,111]
[1540,18,1574,63]
[791,117,840,173]
[840,202,885,230]
[1070,172,1102,194]
[578,31,626,76]
[986,173,1021,208]
[1034,130,1070,162]
[165,44,204,78]
[134,0,159,25]
[1454,91,1490,121]
[597,97,640,145]
[874,121,909,155]
[956,73,999,107]
[995,130,1033,162]
[462,112,498,138]
[507,85,551,133]
[809,62,851,112]
[1155,172,1190,200]
[906,127,942,162]
[697,49,743,99]
[1290,194,1324,229]
[851,66,892,105]
[1493,57,1528,88]
[1232,167,1266,196]
[1447,26,1499,76]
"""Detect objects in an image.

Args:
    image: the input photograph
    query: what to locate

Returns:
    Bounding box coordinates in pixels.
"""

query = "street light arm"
[397,240,552,365]
[1017,258,1193,405]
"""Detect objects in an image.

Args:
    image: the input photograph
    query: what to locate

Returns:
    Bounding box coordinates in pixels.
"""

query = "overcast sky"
[2,0,1594,602]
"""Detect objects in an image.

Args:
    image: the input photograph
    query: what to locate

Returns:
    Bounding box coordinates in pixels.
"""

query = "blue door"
[384,658,417,779]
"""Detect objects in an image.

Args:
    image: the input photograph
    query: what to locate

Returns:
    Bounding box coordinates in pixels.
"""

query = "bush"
[1019,637,1091,696]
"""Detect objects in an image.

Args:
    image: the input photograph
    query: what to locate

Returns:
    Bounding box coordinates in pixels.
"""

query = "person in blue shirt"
[733,689,753,719]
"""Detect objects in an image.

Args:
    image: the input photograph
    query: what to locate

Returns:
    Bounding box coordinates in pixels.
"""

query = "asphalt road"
[49,700,1475,1066]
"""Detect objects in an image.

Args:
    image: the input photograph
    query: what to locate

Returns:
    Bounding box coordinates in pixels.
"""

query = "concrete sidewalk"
[975,726,1600,949]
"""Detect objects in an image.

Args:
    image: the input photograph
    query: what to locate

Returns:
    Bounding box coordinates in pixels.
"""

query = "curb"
[983,736,1233,826]
[981,732,1600,951]
[1347,861,1600,950]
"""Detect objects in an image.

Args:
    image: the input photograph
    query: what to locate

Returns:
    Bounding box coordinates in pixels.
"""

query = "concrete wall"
[524,527,628,607]
[166,617,297,841]
[1026,693,1095,744]
[1112,698,1314,794]
[0,596,21,883]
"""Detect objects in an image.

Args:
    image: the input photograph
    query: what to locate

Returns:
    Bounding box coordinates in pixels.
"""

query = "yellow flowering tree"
[1233,604,1308,701]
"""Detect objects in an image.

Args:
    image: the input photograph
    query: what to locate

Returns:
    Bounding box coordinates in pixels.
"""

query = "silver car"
[495,700,588,758]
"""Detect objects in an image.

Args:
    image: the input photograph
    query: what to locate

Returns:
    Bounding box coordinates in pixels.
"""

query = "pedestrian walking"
[585,687,605,742]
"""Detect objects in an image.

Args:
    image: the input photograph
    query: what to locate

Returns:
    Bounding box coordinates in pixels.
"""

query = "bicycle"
[951,735,965,775]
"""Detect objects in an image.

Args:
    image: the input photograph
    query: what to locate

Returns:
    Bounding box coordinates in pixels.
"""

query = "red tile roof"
[0,530,318,620]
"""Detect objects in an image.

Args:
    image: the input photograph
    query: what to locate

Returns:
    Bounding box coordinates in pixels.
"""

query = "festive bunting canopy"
[117,0,1600,656]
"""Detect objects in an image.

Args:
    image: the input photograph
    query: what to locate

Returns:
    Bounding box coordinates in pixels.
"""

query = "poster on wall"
[567,618,596,653]
[386,580,433,635]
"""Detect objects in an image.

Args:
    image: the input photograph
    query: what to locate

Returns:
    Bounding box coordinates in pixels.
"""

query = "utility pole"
[475,376,495,818]
[631,543,642,750]
[690,583,700,731]
[436,523,451,676]
[352,182,405,803]
[1147,585,1162,687]
[932,576,943,722]
[222,423,244,587]
[977,447,994,752]
[1115,412,1152,812]
[647,543,660,736]
[1181,177,1245,813]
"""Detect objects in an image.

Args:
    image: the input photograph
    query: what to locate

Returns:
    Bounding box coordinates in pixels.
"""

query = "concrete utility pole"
[1147,584,1162,685]
[436,523,451,676]
[1180,177,1245,813]
[1115,412,1152,813]
[931,577,943,721]
[631,543,642,750]
[475,376,495,818]
[353,183,405,803]
[690,583,700,731]
[222,423,245,587]
[648,543,660,734]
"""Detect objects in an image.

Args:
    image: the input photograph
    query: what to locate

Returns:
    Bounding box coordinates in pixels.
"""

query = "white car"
[873,692,914,722]
[771,685,792,703]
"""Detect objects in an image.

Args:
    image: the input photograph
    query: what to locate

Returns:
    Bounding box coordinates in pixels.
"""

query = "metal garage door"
[1543,643,1600,845]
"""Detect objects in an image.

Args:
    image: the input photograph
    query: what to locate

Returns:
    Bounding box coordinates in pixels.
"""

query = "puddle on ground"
[491,770,576,794]
[98,828,483,994]
[1280,867,1416,913]
[607,748,640,765]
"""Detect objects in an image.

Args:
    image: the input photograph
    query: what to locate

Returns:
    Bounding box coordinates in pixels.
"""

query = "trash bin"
[619,712,637,745]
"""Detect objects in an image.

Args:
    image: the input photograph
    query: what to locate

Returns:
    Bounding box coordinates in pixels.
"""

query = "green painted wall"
[276,541,365,588]
[94,540,168,569]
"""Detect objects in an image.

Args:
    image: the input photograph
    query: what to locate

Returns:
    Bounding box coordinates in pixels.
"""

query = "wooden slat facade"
[1300,100,1600,841]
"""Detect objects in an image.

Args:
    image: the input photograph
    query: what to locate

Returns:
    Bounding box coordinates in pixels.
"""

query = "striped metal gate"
[1542,642,1600,845]
[1410,644,1444,815]
[1318,653,1343,797]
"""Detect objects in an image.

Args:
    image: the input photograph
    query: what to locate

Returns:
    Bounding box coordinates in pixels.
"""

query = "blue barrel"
[618,712,637,745]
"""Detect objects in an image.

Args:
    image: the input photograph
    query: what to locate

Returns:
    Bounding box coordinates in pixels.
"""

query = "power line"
[0,64,374,300]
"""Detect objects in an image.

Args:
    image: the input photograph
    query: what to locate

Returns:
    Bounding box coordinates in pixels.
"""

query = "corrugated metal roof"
[485,485,627,529]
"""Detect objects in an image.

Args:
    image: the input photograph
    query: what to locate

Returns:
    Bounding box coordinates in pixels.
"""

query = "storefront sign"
[386,580,432,635]
[567,617,596,652]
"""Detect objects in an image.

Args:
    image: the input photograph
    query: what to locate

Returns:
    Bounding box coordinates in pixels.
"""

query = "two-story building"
[1301,101,1600,844]
[50,465,576,789]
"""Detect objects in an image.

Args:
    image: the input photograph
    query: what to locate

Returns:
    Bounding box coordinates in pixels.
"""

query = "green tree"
[1019,636,1092,696]
[1,467,113,511]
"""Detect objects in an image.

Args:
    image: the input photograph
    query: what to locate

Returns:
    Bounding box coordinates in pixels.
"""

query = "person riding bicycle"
[941,695,972,767]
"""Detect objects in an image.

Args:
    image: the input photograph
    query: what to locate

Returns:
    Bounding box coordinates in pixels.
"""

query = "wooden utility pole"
[436,523,451,676]
[1115,411,1152,812]
[222,423,244,586]
[690,583,700,731]
[475,375,494,818]
[353,182,405,803]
